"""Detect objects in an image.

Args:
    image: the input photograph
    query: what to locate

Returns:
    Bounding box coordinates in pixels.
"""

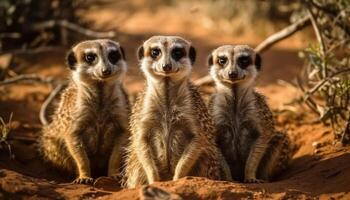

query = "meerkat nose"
[102,67,112,76]
[228,71,238,79]
[162,64,172,72]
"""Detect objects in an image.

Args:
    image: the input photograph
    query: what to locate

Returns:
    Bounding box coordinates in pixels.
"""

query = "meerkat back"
[39,39,130,184]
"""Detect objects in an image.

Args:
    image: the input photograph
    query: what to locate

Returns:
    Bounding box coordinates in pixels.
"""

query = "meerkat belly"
[218,115,258,179]
[151,111,193,177]
[83,113,120,157]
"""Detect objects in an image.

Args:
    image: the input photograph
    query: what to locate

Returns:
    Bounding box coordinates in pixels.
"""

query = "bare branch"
[29,20,116,38]
[0,74,56,86]
[255,15,311,53]
[193,75,214,86]
[304,68,350,100]
[40,83,66,125]
[309,0,350,36]
[307,4,327,60]
[0,33,21,39]
[0,46,62,56]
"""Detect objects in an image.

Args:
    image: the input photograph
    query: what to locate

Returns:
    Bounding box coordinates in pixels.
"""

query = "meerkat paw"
[73,176,94,185]
[172,175,180,181]
[109,174,122,182]
[140,185,183,200]
[147,172,160,184]
[244,178,266,184]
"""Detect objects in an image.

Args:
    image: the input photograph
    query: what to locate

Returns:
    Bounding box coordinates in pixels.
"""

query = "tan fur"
[123,36,230,188]
[208,45,291,183]
[39,39,130,184]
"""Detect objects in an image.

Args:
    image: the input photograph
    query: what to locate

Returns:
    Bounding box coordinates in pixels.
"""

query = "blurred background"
[0,0,349,152]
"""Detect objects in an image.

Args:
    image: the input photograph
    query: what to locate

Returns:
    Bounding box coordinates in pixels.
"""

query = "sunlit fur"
[71,40,127,84]
[209,45,258,89]
[140,36,192,82]
[123,36,231,188]
[208,45,291,183]
[39,39,130,184]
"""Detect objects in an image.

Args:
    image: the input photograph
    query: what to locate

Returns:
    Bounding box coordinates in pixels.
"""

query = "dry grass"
[0,113,14,159]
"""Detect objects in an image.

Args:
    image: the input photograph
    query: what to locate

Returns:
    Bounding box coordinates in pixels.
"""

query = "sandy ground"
[0,1,349,199]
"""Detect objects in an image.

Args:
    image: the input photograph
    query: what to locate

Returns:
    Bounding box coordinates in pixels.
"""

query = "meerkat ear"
[66,50,77,70]
[137,45,144,60]
[189,46,196,64]
[207,54,213,67]
[120,46,126,60]
[255,53,262,71]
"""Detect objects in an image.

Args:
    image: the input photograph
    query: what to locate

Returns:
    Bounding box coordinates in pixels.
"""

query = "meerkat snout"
[162,63,172,72]
[208,45,261,86]
[137,36,196,80]
[67,39,127,82]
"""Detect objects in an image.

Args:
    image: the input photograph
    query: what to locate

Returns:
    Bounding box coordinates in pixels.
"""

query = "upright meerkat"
[124,36,230,188]
[208,45,291,183]
[39,39,130,184]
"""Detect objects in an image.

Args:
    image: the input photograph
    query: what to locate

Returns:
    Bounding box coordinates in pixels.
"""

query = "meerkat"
[123,36,231,188]
[39,39,130,184]
[208,45,291,183]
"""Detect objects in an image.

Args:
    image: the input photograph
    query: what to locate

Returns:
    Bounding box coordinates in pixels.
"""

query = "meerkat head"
[137,36,196,82]
[208,45,261,88]
[66,39,127,84]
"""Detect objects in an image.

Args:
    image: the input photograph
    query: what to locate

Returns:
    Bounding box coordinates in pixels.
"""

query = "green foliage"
[298,0,350,140]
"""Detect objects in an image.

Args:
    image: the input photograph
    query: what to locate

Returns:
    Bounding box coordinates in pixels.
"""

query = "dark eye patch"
[108,50,121,64]
[237,55,252,69]
[84,52,97,64]
[150,48,161,59]
[217,56,228,66]
[171,47,186,61]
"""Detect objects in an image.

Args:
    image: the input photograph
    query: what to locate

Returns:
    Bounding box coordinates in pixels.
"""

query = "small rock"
[140,185,183,200]
[314,149,321,154]
[312,141,322,149]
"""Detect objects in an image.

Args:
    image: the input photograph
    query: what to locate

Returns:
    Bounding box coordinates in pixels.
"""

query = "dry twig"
[0,74,56,86]
[0,113,15,159]
[0,46,62,55]
[255,15,311,53]
[29,20,116,38]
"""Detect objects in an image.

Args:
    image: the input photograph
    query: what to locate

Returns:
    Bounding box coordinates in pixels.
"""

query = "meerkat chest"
[214,95,258,154]
[153,102,193,140]
[142,98,194,170]
[82,101,123,155]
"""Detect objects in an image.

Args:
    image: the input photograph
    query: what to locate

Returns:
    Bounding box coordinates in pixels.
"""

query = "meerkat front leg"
[137,128,160,184]
[65,133,93,184]
[108,133,126,179]
[219,152,233,181]
[173,136,203,180]
[244,134,270,183]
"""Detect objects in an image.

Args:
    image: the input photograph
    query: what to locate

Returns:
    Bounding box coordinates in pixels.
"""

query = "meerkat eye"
[85,53,97,64]
[108,50,121,64]
[150,48,161,59]
[171,47,185,61]
[237,55,252,69]
[217,56,227,66]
